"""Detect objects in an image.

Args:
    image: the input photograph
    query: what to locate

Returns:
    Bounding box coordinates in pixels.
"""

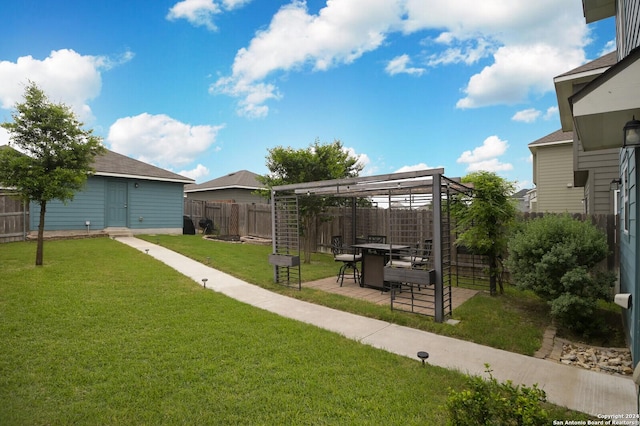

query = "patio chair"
[396,239,431,266]
[331,235,362,286]
[387,239,433,294]
[366,235,386,244]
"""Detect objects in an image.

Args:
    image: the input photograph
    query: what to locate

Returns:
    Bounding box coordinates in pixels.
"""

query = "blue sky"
[0,1,615,188]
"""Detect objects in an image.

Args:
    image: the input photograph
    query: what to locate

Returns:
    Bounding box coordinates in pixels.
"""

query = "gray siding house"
[559,0,640,369]
[184,170,268,204]
[30,149,194,236]
[554,51,619,215]
[529,130,585,213]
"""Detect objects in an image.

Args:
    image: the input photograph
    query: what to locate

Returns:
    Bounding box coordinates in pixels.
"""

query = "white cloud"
[385,54,425,76]
[342,146,370,170]
[212,0,592,116]
[458,135,508,163]
[457,135,513,172]
[464,158,513,172]
[456,43,584,108]
[515,179,532,191]
[512,105,558,123]
[212,0,403,117]
[426,37,494,66]
[107,113,224,169]
[167,0,251,31]
[512,108,541,123]
[395,163,439,173]
[598,39,616,57]
[0,49,132,122]
[178,164,210,181]
[0,128,9,146]
[544,106,558,120]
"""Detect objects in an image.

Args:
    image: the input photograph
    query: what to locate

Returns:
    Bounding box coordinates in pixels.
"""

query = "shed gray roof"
[93,149,194,183]
[185,170,264,192]
[528,129,573,147]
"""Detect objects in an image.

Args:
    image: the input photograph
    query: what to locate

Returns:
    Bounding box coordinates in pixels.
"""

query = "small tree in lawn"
[257,139,363,263]
[450,171,517,295]
[0,82,105,266]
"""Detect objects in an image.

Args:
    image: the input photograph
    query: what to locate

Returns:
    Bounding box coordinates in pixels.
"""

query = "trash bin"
[183,216,196,235]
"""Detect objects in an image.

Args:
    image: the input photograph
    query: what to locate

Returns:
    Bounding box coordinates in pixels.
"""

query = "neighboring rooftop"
[511,188,530,199]
[554,51,617,132]
[555,51,617,79]
[185,170,264,193]
[528,129,573,148]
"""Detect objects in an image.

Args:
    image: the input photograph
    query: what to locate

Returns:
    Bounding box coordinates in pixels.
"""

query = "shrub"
[506,214,615,335]
[445,365,548,426]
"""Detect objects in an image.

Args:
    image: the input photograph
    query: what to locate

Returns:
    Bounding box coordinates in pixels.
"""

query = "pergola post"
[432,173,444,323]
[270,189,278,283]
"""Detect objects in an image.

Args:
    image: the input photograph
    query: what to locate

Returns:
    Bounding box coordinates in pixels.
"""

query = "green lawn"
[141,234,552,355]
[0,238,587,424]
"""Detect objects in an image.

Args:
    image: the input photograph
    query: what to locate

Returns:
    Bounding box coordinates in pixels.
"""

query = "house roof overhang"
[554,52,616,132]
[94,171,194,184]
[582,0,615,23]
[570,47,640,151]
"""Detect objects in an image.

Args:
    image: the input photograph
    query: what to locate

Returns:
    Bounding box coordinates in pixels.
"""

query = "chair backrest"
[367,235,386,244]
[423,239,433,258]
[331,235,343,255]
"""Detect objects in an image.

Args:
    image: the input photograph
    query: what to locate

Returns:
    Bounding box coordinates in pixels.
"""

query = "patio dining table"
[351,243,410,290]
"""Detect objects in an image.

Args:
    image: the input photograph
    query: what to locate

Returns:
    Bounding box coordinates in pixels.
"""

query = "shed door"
[106,181,128,227]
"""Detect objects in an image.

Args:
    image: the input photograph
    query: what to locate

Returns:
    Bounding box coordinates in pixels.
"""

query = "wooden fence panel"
[184,200,272,237]
[182,202,619,275]
[0,193,27,243]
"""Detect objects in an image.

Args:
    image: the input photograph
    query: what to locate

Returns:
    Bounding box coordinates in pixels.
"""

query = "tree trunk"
[36,200,46,266]
[488,252,497,295]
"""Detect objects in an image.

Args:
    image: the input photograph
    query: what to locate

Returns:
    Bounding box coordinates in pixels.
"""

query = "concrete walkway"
[117,237,637,416]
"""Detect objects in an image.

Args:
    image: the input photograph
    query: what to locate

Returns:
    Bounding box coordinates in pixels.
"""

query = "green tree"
[0,82,105,266]
[257,139,363,263]
[450,171,516,295]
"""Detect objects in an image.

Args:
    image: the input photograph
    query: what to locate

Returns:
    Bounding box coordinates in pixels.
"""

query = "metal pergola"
[268,168,472,322]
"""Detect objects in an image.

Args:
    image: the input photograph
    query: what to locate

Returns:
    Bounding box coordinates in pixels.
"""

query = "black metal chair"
[397,239,431,266]
[366,235,386,244]
[388,239,433,294]
[331,235,362,286]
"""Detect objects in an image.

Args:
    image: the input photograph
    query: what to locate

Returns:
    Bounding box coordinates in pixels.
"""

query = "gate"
[0,192,28,243]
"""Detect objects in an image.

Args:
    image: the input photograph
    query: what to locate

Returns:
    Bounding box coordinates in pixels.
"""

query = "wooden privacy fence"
[0,192,28,243]
[184,200,272,238]
[313,206,434,254]
[182,202,619,284]
[182,202,617,268]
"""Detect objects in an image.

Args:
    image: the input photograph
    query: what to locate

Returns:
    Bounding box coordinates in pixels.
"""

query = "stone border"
[533,325,632,376]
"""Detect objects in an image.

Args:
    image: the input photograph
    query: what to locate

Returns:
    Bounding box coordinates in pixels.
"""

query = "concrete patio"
[303,275,480,312]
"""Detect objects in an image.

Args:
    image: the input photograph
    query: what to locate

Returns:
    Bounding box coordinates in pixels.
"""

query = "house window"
[623,164,629,234]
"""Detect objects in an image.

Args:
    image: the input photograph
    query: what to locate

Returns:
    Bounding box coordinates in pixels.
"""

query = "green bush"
[445,365,548,426]
[506,214,615,335]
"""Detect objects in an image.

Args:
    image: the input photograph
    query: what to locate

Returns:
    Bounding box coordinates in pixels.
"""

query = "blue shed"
[30,149,194,237]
